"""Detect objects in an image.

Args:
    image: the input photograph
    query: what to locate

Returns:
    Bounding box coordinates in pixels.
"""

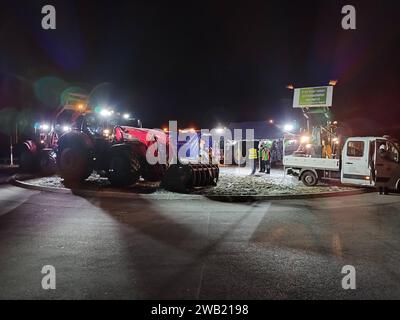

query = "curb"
[10,177,202,200]
[11,175,372,202]
[204,188,371,202]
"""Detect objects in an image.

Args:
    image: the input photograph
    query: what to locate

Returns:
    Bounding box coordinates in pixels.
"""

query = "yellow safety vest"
[249,148,258,159]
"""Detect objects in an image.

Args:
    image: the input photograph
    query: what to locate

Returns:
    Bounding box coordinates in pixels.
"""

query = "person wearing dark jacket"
[259,143,266,173]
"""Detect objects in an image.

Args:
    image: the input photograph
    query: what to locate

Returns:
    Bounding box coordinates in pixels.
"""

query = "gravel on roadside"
[23,167,358,197]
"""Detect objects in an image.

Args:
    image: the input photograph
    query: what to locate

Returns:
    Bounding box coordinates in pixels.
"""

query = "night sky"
[0,0,399,135]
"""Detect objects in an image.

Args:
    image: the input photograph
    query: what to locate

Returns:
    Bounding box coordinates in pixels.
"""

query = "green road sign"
[293,86,334,108]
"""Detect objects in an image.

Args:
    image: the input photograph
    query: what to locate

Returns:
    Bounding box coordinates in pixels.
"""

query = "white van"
[284,137,400,191]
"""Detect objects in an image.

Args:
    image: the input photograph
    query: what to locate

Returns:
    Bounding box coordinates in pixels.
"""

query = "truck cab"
[341,137,400,190]
[341,137,375,186]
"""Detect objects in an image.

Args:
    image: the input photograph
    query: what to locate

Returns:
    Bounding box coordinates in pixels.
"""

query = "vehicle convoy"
[57,111,220,191]
[284,136,400,191]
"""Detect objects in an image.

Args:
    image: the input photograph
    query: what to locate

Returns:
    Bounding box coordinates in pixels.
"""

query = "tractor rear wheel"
[58,147,91,183]
[108,151,141,187]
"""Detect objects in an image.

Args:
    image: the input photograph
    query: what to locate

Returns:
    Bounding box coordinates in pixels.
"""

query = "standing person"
[249,143,258,175]
[264,146,272,174]
[259,142,266,173]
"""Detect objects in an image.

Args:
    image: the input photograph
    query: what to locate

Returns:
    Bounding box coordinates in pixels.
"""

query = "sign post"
[10,136,14,166]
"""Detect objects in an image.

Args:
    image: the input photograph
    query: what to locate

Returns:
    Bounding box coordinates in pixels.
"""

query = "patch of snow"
[26,166,357,196]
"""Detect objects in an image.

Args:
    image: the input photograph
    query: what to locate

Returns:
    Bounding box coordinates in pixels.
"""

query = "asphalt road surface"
[0,183,400,300]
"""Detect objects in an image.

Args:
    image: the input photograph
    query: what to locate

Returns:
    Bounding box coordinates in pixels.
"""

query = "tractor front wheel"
[108,151,141,187]
[19,149,38,173]
[142,164,167,182]
[39,150,57,176]
[58,147,91,184]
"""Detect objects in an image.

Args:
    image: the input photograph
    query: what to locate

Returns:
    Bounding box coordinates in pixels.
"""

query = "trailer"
[284,136,400,192]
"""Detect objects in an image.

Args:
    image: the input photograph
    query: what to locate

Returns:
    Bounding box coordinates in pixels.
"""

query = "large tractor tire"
[108,149,141,187]
[142,164,167,182]
[58,147,92,184]
[39,149,57,176]
[19,148,38,173]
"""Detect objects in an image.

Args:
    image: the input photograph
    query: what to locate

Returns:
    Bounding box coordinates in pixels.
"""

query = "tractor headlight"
[300,136,310,144]
[40,124,50,131]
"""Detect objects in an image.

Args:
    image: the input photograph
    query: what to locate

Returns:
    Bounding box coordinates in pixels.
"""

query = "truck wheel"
[108,151,140,187]
[19,149,37,173]
[301,171,318,187]
[58,147,91,183]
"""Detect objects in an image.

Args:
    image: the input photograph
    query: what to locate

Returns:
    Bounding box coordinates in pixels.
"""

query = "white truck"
[284,136,400,192]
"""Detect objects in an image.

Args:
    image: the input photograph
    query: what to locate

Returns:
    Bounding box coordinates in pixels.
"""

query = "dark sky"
[0,0,399,132]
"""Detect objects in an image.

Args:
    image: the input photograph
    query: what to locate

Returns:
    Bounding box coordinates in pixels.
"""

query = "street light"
[123,113,130,120]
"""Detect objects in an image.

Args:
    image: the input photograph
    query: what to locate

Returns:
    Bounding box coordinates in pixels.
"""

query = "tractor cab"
[74,112,142,142]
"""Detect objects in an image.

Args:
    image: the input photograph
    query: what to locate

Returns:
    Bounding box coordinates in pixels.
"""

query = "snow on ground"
[23,166,357,196]
[192,166,356,196]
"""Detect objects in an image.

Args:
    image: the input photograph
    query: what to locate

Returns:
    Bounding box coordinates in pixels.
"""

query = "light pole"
[10,135,14,166]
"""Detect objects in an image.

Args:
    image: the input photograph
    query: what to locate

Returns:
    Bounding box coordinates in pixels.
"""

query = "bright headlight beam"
[300,136,310,144]
[284,124,294,132]
[100,109,113,117]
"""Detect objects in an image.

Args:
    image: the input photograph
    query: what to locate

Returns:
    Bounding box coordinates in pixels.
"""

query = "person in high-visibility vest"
[262,147,271,174]
[249,146,258,175]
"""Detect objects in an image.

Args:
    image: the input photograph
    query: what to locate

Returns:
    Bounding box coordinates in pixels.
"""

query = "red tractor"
[19,93,88,175]
[57,111,220,191]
